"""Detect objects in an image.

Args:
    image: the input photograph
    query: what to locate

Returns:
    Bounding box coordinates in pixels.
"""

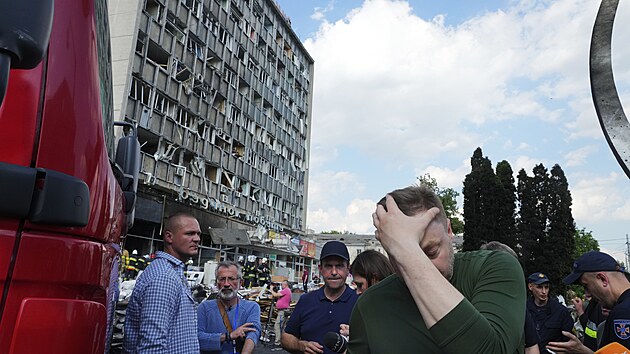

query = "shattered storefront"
[122,189,315,283]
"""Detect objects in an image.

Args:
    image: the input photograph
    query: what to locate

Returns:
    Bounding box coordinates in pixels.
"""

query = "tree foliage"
[461,152,579,295]
[542,165,576,295]
[573,228,600,259]
[462,148,506,251]
[416,173,464,235]
[495,160,517,250]
[516,168,540,277]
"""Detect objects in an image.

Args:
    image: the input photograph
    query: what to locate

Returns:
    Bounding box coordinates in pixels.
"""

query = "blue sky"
[274,0,630,261]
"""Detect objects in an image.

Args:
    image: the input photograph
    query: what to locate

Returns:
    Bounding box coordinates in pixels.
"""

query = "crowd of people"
[120,186,630,354]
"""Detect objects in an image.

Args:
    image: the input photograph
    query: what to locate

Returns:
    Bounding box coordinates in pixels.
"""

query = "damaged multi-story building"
[108,0,315,280]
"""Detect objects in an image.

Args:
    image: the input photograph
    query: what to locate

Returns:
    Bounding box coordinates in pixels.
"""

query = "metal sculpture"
[590,0,630,178]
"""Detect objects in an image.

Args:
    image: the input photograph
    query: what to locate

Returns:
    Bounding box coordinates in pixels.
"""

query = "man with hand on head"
[348,185,526,353]
[547,251,630,353]
[123,212,201,353]
[198,261,261,354]
[282,241,359,354]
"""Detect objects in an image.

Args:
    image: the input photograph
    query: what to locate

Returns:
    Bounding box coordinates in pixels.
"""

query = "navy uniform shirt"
[284,286,358,354]
[600,289,630,348]
[524,309,540,348]
[527,296,574,352]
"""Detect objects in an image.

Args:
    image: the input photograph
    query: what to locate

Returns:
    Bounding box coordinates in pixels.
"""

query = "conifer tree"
[495,160,517,250]
[516,168,540,276]
[463,148,502,251]
[544,165,576,294]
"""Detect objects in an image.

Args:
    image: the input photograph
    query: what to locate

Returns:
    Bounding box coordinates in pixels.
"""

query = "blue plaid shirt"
[123,251,199,353]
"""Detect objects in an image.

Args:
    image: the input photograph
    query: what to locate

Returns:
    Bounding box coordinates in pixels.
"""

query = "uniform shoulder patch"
[614,319,630,340]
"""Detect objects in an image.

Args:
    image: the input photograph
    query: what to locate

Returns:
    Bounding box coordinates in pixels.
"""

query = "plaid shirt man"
[123,251,199,353]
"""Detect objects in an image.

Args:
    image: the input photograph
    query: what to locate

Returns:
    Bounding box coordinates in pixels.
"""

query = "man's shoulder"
[136,262,183,292]
[456,250,523,275]
[456,249,515,264]
[610,292,630,318]
[295,287,323,304]
[140,259,178,278]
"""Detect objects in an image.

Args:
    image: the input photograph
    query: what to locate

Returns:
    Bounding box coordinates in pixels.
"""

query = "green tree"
[462,148,504,251]
[416,173,464,235]
[573,228,600,259]
[543,165,576,295]
[516,168,541,277]
[495,160,517,250]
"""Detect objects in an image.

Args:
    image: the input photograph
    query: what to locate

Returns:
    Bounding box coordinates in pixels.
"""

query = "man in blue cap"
[547,251,630,353]
[281,240,358,354]
[526,271,573,352]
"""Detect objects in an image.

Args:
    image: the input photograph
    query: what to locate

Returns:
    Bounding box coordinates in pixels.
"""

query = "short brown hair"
[164,212,196,235]
[377,185,448,229]
[480,241,518,259]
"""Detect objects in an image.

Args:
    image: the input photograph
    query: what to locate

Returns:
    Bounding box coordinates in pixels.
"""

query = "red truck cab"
[0,1,139,353]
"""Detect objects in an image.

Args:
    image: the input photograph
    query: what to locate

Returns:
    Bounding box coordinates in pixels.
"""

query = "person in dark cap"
[281,240,358,354]
[547,251,630,353]
[526,272,573,352]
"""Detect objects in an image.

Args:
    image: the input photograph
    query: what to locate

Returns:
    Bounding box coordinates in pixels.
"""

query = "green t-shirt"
[348,250,525,354]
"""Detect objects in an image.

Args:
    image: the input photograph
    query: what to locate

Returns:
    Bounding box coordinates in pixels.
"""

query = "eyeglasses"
[217,276,240,283]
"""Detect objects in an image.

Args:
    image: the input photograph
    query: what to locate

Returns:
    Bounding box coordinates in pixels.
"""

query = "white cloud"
[310,1,336,21]
[304,0,609,171]
[307,170,365,210]
[571,173,629,222]
[307,199,375,234]
[503,140,530,151]
[513,155,547,174]
[298,0,630,238]
[416,161,470,190]
[564,145,598,167]
[600,247,626,265]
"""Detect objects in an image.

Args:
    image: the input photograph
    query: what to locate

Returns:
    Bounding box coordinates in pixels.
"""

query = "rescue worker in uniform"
[548,251,630,353]
[572,292,608,351]
[257,257,271,286]
[121,249,130,279]
[136,253,147,272]
[124,249,141,280]
[243,255,257,288]
[526,272,573,352]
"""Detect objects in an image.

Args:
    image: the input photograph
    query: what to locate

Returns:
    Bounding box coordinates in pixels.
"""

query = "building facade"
[108,0,314,282]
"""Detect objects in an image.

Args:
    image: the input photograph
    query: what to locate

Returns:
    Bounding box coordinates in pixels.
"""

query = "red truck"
[0,0,139,353]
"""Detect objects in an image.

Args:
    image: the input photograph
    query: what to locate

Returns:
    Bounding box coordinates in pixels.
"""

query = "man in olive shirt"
[349,186,526,353]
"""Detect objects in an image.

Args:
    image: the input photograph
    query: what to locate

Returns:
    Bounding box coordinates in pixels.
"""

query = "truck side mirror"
[114,122,140,226]
[0,0,54,107]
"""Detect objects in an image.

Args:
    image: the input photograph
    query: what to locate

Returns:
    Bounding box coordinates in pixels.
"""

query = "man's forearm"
[395,245,464,328]
[242,338,255,354]
[281,332,305,354]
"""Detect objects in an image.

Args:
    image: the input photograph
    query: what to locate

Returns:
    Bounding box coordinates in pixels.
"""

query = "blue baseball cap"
[563,251,623,285]
[528,272,550,285]
[320,241,350,261]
